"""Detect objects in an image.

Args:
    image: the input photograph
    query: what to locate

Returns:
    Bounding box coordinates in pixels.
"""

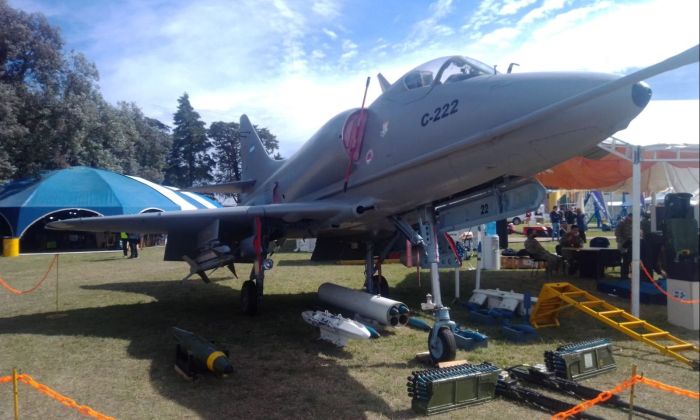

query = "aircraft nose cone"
[632,81,652,108]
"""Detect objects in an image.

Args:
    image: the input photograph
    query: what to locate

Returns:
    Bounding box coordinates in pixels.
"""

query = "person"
[549,206,561,240]
[127,232,140,259]
[564,207,576,230]
[615,214,633,280]
[575,207,588,243]
[524,231,561,275]
[560,225,584,274]
[593,206,602,228]
[120,232,129,257]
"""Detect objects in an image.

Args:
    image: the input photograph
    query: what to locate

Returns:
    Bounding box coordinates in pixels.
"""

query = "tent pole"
[475,225,483,290]
[631,146,642,317]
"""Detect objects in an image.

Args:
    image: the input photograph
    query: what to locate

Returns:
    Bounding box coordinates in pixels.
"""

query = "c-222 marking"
[421,99,459,127]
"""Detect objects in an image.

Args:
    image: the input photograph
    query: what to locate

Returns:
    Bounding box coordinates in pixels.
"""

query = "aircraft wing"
[46,201,356,234]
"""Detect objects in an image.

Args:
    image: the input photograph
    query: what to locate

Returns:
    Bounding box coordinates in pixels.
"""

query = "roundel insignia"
[365,149,374,164]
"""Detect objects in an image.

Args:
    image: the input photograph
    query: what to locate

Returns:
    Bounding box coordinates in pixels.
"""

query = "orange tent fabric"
[536,144,699,191]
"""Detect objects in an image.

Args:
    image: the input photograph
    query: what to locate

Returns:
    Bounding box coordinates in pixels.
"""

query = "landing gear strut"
[363,237,397,298]
[418,206,457,363]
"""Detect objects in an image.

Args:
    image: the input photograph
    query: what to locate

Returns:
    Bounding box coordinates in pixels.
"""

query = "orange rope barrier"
[1,373,116,419]
[640,261,700,304]
[639,377,700,399]
[552,374,699,419]
[0,254,58,295]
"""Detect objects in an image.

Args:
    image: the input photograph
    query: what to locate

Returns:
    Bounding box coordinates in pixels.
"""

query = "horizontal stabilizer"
[184,180,256,194]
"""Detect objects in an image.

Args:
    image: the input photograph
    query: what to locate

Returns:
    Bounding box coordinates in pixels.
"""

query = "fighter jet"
[48,45,698,362]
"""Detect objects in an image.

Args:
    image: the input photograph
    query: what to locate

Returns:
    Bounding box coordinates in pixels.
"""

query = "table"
[562,247,622,280]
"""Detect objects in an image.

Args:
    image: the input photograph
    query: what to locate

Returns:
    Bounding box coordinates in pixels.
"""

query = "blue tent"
[0,166,220,238]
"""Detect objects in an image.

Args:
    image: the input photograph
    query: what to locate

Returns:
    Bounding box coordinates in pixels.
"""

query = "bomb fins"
[173,327,233,380]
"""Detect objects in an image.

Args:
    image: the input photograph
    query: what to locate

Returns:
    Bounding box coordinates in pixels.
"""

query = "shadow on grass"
[0,280,393,419]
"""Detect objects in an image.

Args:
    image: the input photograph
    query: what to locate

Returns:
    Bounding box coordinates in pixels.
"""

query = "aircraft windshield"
[402,56,495,90]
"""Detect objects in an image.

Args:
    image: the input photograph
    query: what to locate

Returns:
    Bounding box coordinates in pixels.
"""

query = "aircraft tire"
[241,280,258,316]
[512,217,521,225]
[372,275,390,298]
[428,327,457,363]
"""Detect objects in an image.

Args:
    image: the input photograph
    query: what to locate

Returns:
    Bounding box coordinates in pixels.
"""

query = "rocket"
[172,327,233,379]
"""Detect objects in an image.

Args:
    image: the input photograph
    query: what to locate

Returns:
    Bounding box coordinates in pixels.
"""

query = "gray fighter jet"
[48,45,698,362]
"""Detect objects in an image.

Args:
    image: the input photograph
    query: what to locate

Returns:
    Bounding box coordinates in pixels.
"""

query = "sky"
[9,0,700,157]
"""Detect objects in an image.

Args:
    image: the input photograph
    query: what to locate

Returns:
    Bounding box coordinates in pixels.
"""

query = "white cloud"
[10,0,697,158]
[312,0,341,19]
[615,100,700,146]
[322,28,338,39]
[498,0,538,16]
[398,0,456,51]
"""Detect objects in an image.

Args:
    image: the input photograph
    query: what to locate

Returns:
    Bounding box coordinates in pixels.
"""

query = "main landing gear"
[240,277,259,316]
[362,241,391,298]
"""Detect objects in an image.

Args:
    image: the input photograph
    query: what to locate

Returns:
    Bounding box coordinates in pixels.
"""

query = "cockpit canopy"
[401,56,496,90]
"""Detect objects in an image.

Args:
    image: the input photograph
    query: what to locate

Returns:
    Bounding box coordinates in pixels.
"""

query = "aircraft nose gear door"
[418,206,458,363]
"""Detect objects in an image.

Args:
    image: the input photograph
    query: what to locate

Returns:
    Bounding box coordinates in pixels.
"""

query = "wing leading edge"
[46,201,358,234]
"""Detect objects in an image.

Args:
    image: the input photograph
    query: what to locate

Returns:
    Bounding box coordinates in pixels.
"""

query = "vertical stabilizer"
[377,73,391,93]
[239,114,282,182]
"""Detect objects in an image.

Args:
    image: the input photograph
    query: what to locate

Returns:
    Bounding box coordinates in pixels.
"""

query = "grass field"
[1,244,698,419]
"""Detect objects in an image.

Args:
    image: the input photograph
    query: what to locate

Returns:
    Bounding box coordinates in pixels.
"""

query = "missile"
[172,327,233,379]
[318,283,410,326]
[302,310,371,346]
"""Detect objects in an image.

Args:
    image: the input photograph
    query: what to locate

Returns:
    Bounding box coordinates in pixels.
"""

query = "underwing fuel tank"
[172,327,233,378]
[318,283,410,326]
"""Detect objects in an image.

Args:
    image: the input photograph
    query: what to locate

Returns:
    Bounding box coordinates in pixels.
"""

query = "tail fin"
[239,114,282,181]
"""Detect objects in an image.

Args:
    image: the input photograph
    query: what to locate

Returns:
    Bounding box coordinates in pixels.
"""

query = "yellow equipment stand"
[531,282,699,369]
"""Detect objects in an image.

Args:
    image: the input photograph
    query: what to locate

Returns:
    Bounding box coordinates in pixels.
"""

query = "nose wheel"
[428,327,457,363]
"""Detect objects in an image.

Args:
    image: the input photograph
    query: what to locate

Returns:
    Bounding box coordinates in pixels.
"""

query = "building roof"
[0,166,220,237]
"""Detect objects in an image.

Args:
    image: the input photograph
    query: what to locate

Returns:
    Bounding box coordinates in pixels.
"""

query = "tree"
[1,1,176,183]
[255,126,281,159]
[165,93,213,187]
[209,121,282,185]
[209,121,241,183]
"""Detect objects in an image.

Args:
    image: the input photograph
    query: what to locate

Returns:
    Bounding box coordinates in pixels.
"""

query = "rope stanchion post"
[628,365,637,420]
[55,254,59,311]
[13,368,20,420]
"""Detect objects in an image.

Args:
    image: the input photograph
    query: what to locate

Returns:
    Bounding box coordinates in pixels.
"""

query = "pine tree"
[209,121,241,183]
[165,93,213,187]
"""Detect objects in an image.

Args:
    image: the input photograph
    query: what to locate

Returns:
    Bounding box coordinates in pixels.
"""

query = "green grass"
[1,247,698,419]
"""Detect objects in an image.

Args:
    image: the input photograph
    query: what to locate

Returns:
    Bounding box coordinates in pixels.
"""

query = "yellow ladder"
[530,282,700,369]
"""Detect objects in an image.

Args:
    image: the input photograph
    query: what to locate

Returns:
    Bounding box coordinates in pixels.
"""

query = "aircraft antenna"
[343,76,371,192]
